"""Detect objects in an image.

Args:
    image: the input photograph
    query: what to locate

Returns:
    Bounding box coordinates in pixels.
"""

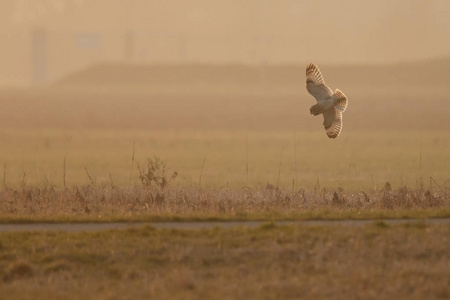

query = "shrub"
[137,156,177,189]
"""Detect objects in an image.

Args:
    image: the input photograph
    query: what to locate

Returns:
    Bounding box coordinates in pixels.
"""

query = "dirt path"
[1,218,450,232]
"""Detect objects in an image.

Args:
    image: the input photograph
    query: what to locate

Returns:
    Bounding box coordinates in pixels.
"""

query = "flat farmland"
[0,223,449,300]
[0,63,449,299]
[0,128,448,190]
[0,63,449,190]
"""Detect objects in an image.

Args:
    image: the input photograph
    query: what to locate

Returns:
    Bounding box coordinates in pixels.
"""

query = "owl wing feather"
[306,63,333,101]
[323,108,343,139]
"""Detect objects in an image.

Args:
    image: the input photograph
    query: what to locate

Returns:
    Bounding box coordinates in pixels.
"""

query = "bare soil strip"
[1,218,450,232]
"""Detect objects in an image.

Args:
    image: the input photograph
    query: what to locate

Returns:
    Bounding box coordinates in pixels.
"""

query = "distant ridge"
[55,58,450,89]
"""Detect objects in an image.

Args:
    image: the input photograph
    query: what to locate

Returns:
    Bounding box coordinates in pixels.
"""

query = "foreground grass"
[0,223,449,300]
[0,186,449,223]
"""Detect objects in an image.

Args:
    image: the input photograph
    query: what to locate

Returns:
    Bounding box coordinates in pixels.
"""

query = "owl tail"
[333,89,348,113]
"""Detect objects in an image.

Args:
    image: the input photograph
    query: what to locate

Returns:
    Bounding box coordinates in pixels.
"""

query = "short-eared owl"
[306,63,348,139]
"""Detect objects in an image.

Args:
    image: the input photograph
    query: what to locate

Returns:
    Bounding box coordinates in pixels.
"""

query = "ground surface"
[1,223,449,300]
[1,218,450,232]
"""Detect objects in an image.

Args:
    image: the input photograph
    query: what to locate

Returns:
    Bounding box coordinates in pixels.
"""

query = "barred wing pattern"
[333,89,348,113]
[323,109,343,139]
[305,63,333,101]
[306,63,325,85]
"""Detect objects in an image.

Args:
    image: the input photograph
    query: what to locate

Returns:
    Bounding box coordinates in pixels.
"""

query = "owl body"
[309,99,334,116]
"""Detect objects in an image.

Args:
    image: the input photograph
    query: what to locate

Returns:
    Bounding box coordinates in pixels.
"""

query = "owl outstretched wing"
[305,63,333,101]
[323,108,343,139]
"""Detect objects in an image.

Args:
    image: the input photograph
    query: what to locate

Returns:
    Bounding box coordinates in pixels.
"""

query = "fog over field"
[0,1,449,189]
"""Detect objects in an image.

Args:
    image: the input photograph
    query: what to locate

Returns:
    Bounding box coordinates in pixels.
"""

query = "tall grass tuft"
[129,141,136,185]
[63,155,67,189]
[138,156,177,189]
[199,145,209,188]
[3,162,6,187]
[84,166,95,186]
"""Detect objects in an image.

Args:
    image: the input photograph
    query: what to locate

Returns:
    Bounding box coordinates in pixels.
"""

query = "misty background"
[1,0,450,86]
[0,0,449,188]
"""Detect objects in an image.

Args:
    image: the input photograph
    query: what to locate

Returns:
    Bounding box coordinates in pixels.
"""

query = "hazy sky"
[1,0,450,84]
[2,0,449,62]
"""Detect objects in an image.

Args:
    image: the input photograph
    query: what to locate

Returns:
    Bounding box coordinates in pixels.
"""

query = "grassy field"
[0,62,449,216]
[1,64,449,190]
[0,62,449,299]
[0,223,449,299]
[0,128,448,190]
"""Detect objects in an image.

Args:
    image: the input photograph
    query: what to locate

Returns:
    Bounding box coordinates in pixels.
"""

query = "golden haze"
[0,1,449,189]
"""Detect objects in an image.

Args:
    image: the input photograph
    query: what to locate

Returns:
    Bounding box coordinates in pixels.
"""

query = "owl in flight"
[306,63,348,139]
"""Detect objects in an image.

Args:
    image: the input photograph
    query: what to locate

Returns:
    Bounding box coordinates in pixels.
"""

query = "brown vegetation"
[0,184,448,221]
[0,223,449,299]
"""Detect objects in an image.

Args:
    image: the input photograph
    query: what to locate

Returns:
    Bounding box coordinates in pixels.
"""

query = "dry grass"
[0,128,448,190]
[0,223,449,299]
[0,184,449,222]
